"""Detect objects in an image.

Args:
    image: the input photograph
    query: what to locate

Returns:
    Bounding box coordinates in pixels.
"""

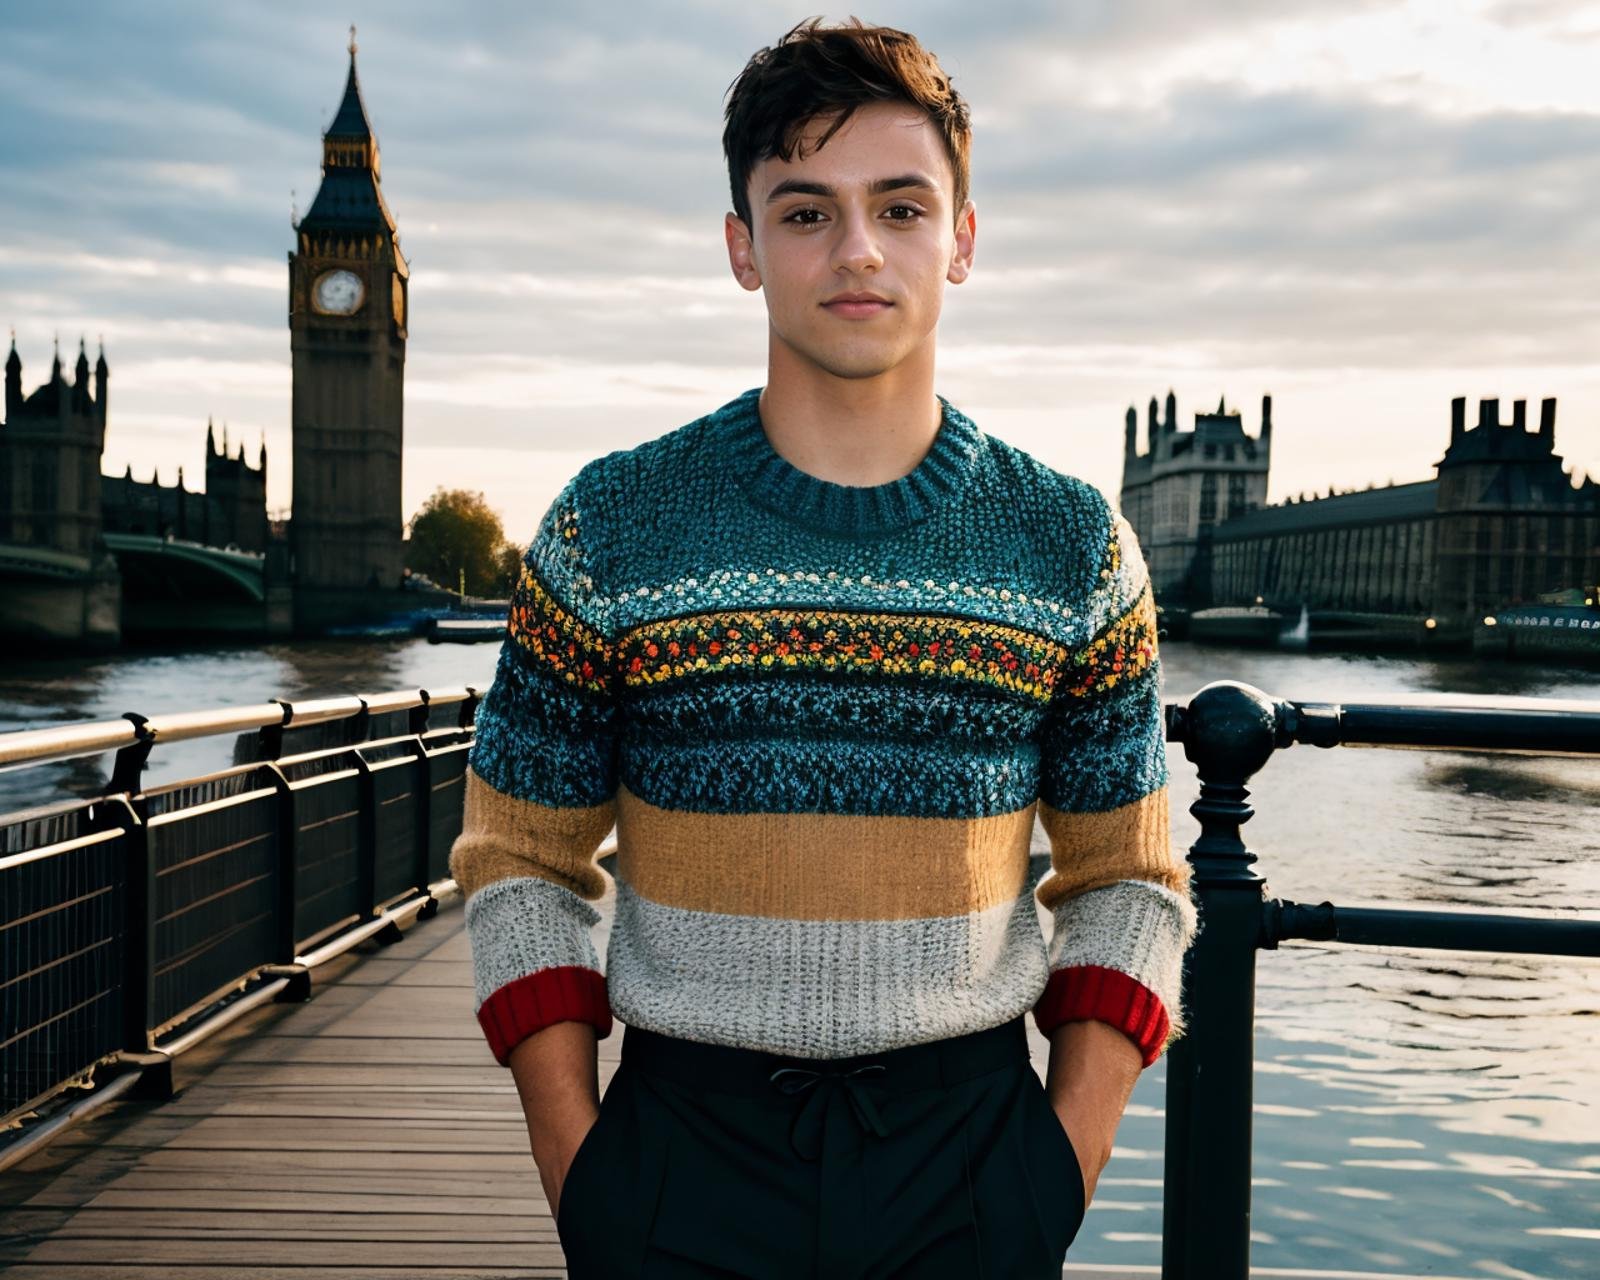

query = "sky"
[3,0,1598,544]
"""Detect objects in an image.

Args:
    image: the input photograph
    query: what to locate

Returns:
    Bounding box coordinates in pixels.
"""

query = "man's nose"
[831,210,884,275]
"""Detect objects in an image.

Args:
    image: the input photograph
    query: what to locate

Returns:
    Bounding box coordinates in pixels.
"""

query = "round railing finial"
[1172,680,1285,782]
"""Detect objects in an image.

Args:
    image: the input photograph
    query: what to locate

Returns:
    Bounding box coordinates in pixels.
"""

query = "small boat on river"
[1475,602,1600,665]
[1187,604,1291,647]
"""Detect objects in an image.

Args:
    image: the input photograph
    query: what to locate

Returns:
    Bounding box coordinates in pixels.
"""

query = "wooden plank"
[44,1145,542,1173]
[315,970,473,989]
[15,1171,544,1207]
[71,1187,548,1215]
[206,1039,484,1059]
[13,1239,573,1267]
[203,1041,502,1067]
[147,1099,528,1122]
[7,1207,556,1239]
[168,1070,512,1088]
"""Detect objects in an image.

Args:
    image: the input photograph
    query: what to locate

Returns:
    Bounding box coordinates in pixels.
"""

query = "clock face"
[314,269,365,315]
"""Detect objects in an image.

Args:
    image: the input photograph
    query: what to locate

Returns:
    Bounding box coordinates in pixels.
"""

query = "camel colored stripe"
[1034,786,1186,910]
[449,768,615,902]
[615,782,1036,921]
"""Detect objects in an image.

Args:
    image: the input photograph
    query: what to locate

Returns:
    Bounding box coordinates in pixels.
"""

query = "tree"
[405,487,519,598]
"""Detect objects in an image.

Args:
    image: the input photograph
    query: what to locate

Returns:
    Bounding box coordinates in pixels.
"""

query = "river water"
[1,638,1596,1276]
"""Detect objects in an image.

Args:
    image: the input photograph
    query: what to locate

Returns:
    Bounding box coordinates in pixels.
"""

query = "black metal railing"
[1160,681,1600,1280]
[4,678,1597,1278]
[0,686,481,1143]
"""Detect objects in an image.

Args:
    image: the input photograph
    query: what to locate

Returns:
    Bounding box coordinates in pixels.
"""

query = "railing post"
[259,757,298,967]
[410,693,435,912]
[100,794,154,1055]
[354,751,378,919]
[109,714,153,796]
[1161,680,1286,1280]
[254,703,298,965]
[106,719,159,1056]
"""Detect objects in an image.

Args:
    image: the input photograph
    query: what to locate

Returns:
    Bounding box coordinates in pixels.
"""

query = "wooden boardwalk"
[0,892,1450,1280]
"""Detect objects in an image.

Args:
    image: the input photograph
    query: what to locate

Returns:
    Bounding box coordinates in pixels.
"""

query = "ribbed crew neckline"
[716,387,984,539]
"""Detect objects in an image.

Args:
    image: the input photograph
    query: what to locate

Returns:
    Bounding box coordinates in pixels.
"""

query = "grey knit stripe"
[1043,878,1199,1025]
[464,868,1197,1057]
[604,880,1052,1060]
[463,875,604,1009]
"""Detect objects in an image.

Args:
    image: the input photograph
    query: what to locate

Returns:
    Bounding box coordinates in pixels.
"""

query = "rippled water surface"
[2,638,1596,1277]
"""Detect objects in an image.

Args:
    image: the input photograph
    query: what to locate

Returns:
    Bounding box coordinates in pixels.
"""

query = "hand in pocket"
[547,1107,602,1226]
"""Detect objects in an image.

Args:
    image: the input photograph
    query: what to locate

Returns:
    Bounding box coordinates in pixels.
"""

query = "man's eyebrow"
[764,173,943,203]
[766,179,834,203]
[869,173,942,196]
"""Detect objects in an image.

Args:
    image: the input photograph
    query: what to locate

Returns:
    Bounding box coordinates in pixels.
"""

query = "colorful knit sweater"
[449,387,1200,1070]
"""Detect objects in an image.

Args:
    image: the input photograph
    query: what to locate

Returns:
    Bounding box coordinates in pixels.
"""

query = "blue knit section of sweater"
[467,385,1167,819]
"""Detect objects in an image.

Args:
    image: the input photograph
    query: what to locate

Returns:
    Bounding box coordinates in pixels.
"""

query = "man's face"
[725,100,976,381]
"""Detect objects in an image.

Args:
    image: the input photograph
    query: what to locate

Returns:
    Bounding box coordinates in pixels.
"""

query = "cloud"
[1,0,1595,534]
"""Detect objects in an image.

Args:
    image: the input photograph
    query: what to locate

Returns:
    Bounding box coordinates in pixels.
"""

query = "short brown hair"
[722,17,972,231]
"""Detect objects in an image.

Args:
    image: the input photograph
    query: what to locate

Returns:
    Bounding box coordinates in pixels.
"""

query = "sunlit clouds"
[2,0,1596,540]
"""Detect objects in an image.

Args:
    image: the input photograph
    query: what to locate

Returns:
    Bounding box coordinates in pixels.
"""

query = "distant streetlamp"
[1424,618,1437,629]
[1483,616,1497,626]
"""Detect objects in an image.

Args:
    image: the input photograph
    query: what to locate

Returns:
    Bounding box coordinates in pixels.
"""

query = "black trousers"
[555,1015,1086,1279]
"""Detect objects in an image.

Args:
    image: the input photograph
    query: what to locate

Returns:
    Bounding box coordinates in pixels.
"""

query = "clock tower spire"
[287,35,410,627]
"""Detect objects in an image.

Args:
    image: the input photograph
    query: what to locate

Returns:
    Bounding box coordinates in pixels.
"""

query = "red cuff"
[1032,964,1170,1069]
[477,966,613,1066]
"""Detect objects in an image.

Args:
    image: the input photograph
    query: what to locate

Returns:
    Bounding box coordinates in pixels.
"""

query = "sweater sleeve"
[1031,499,1201,1068]
[448,475,620,1067]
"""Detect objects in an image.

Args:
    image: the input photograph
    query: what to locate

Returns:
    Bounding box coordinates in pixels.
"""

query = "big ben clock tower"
[288,31,409,626]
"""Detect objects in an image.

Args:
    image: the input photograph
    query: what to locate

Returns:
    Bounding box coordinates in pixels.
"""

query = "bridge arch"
[103,533,266,604]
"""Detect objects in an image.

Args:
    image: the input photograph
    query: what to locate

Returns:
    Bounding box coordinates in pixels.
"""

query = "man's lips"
[823,293,893,318]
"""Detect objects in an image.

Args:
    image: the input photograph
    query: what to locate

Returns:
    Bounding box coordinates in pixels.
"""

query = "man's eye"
[784,208,825,225]
[885,205,922,221]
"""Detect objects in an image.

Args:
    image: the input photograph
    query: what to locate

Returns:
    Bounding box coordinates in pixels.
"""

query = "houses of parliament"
[1119,390,1600,637]
[0,37,413,644]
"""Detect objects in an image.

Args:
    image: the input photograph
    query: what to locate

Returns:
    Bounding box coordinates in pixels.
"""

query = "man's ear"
[725,212,762,292]
[946,199,976,286]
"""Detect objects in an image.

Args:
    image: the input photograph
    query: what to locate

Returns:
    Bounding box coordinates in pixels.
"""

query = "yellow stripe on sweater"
[1034,787,1185,910]
[615,783,1036,921]
[449,769,615,902]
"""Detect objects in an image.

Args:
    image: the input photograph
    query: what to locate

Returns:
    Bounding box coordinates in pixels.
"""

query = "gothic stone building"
[1119,390,1273,605]
[1,338,107,558]
[5,335,268,562]
[1203,397,1599,626]
[101,420,267,552]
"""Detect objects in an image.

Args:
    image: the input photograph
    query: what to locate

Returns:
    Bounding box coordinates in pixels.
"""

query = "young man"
[449,18,1200,1278]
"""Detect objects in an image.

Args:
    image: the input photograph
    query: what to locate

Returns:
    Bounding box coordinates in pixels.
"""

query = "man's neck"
[756,342,943,488]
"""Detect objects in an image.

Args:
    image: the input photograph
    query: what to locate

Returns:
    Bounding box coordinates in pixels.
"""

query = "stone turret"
[5,334,20,420]
[73,338,91,414]
[0,335,107,556]
[94,341,108,426]
[1118,387,1273,608]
